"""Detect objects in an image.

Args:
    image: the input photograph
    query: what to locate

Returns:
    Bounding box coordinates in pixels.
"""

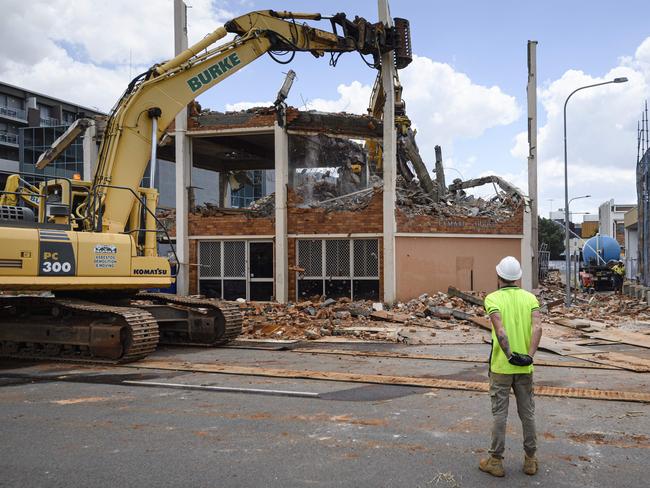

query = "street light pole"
[563,77,628,306]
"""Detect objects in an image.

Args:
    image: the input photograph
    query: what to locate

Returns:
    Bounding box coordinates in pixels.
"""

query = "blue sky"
[2,0,649,217]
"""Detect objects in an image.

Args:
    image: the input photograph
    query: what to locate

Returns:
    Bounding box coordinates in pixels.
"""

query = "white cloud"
[0,0,233,111]
[400,55,520,150]
[228,55,520,172]
[511,37,650,214]
[305,81,372,114]
[225,101,273,111]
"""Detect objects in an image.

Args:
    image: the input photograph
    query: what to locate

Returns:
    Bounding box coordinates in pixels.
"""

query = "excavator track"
[0,297,159,364]
[136,293,243,346]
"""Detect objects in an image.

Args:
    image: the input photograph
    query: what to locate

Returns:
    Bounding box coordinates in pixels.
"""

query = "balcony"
[40,117,61,127]
[0,105,27,123]
[0,132,19,147]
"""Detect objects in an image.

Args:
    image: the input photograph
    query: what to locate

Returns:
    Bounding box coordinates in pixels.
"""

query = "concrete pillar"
[527,41,539,288]
[521,203,533,290]
[274,122,289,303]
[82,120,98,179]
[174,0,191,296]
[379,0,397,304]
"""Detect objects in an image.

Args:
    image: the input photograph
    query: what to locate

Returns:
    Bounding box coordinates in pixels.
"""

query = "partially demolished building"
[160,105,530,303]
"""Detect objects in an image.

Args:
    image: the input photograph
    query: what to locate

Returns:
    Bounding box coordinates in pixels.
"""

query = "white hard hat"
[496,256,522,281]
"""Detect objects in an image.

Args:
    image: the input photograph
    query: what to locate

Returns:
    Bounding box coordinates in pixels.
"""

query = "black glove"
[508,352,533,366]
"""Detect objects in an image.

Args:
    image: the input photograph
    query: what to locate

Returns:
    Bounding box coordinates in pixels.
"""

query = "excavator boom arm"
[91,10,411,234]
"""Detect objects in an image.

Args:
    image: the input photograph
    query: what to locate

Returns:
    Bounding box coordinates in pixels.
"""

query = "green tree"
[539,217,565,259]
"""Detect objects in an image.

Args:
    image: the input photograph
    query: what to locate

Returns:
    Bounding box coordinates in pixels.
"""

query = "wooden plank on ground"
[292,348,619,370]
[369,310,409,323]
[552,318,606,332]
[586,330,650,350]
[128,360,650,403]
[458,313,650,371]
[462,314,602,356]
[571,352,650,373]
[447,286,485,306]
[539,337,603,356]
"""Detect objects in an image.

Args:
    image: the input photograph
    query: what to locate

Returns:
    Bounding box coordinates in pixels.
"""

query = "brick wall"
[396,204,524,235]
[287,189,383,234]
[189,212,274,236]
[185,212,274,294]
[287,237,384,302]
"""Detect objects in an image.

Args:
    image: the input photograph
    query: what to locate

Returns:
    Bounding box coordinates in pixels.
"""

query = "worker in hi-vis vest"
[479,256,543,478]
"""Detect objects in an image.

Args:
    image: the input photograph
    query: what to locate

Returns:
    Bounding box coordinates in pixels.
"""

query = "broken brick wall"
[394,205,524,298]
[396,203,524,234]
[287,189,384,301]
[395,236,522,299]
[287,189,383,234]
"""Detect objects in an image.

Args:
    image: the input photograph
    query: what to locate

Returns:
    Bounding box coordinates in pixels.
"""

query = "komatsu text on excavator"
[0,10,412,363]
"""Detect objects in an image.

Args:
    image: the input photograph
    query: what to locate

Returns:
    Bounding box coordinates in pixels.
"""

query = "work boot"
[523,454,538,475]
[479,456,505,477]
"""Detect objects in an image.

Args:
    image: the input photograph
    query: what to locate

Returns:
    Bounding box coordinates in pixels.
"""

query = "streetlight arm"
[562,78,625,307]
[563,80,618,117]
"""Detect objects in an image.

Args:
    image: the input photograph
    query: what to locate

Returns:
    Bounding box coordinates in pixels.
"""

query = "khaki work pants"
[488,372,537,458]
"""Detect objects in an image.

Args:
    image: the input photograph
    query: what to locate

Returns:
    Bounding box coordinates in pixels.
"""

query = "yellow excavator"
[0,10,412,363]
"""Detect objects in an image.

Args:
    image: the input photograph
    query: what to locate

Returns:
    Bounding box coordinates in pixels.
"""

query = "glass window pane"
[297,279,323,301]
[223,279,246,300]
[353,280,380,301]
[200,279,222,299]
[325,279,351,299]
[250,281,273,301]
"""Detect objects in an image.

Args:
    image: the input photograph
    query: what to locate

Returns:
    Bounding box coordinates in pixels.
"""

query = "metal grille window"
[353,239,379,277]
[325,240,350,277]
[298,240,323,277]
[198,241,221,278]
[223,241,246,277]
[198,240,273,301]
[297,239,379,300]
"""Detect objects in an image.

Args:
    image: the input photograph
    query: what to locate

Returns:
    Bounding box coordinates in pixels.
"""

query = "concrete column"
[82,120,98,179]
[174,0,191,296]
[521,203,533,290]
[379,0,397,304]
[527,41,539,288]
[274,122,289,303]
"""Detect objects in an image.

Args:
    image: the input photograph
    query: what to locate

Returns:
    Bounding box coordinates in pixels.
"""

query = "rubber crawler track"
[0,297,159,364]
[136,292,243,346]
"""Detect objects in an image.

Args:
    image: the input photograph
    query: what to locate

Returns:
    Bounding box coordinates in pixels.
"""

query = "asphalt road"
[1,343,648,488]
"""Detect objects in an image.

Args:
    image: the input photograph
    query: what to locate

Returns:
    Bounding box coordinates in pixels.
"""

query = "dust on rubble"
[539,270,650,327]
[234,269,650,343]
[238,292,487,343]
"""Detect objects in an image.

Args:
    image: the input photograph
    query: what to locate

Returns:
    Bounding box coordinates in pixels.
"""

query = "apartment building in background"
[0,80,103,181]
[598,199,636,252]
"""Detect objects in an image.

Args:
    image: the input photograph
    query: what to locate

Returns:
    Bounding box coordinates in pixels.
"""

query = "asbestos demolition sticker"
[94,244,117,268]
[94,244,117,254]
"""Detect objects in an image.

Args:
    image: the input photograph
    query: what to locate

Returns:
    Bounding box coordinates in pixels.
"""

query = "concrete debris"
[235,271,649,344]
[539,271,650,326]
[233,171,522,220]
[238,290,487,343]
[397,175,523,219]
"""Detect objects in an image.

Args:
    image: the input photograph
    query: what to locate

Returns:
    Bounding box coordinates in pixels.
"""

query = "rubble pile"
[245,173,522,219]
[539,271,650,325]
[396,176,520,219]
[239,290,487,343]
